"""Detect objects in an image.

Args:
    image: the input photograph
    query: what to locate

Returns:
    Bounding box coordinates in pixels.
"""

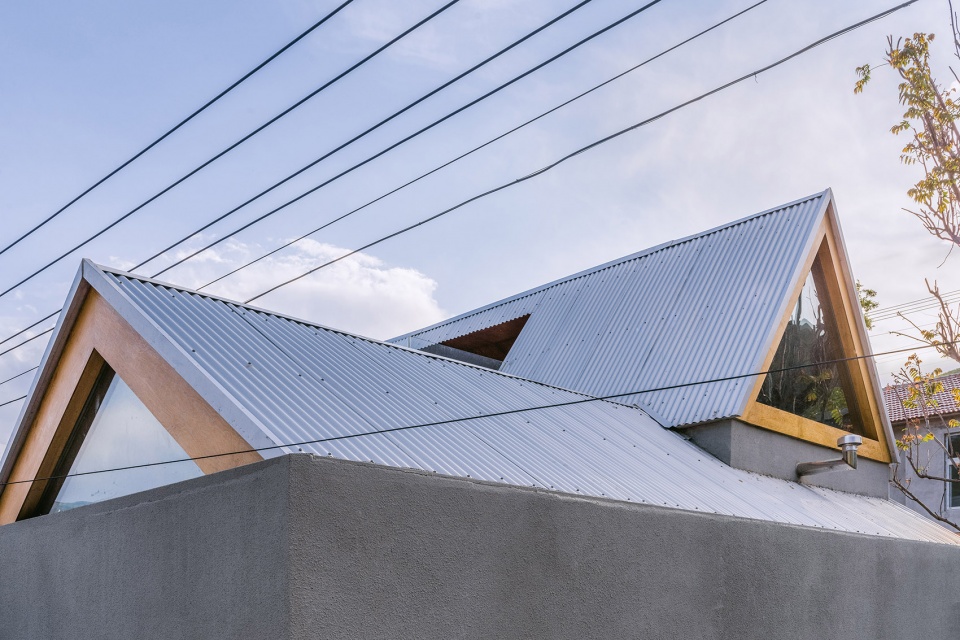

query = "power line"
[132,0,612,277]
[3,335,956,489]
[0,0,662,350]
[0,0,765,383]
[0,367,38,388]
[0,0,465,303]
[0,0,916,376]
[0,0,356,260]
[196,0,771,292]
[244,0,919,305]
[872,292,960,322]
[874,288,960,315]
[141,0,669,280]
[0,312,58,349]
[0,329,55,360]
[0,395,26,410]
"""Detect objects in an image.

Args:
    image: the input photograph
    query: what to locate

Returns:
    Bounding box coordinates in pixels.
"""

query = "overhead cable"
[0,367,38,388]
[0,0,356,260]
[133,0,612,277]
[0,395,26,410]
[244,0,919,304]
[0,1,918,367]
[1,334,955,489]
[0,0,762,380]
[0,0,662,349]
[0,0,465,303]
[196,0,771,291]
[141,0,668,279]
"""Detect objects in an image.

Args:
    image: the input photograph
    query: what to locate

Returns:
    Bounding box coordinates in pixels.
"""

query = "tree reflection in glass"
[757,268,859,433]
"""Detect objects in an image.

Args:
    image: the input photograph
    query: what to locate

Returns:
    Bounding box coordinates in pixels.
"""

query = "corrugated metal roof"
[884,372,960,423]
[391,192,829,427]
[74,264,958,544]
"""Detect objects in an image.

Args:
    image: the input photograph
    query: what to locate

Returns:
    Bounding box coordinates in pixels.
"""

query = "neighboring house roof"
[1,259,954,544]
[884,372,960,424]
[391,191,848,429]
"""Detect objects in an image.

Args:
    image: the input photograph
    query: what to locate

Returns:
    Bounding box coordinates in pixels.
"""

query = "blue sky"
[2,0,959,450]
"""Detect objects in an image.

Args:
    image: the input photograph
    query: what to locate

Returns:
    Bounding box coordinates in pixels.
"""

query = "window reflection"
[41,367,202,514]
[757,268,860,433]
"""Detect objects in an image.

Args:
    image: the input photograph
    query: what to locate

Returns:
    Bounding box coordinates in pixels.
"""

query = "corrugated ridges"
[391,193,827,427]
[97,266,959,544]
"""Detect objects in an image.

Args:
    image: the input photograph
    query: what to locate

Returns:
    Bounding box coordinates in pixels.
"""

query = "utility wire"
[245,0,919,305]
[143,0,668,280]
[0,395,26,410]
[196,0,771,292]
[2,336,957,489]
[0,0,356,260]
[0,367,38,388]
[0,0,662,349]
[872,292,960,322]
[0,330,55,360]
[134,0,614,277]
[874,288,960,314]
[0,0,918,371]
[0,312,58,349]
[0,0,464,303]
[0,0,761,379]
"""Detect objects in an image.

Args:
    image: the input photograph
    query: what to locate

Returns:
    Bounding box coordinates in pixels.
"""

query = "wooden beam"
[742,402,889,462]
[0,290,261,524]
[740,203,892,463]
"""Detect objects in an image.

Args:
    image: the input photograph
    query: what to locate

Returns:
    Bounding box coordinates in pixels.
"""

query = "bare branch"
[891,474,960,532]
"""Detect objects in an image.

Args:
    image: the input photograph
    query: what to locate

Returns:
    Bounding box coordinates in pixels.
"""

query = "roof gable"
[0,210,940,541]
[392,192,832,427]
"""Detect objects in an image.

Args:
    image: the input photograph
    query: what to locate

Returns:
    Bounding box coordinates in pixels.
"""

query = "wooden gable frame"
[0,269,261,524]
[740,198,894,463]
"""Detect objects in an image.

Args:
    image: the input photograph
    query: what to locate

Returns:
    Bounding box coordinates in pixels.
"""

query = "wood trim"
[740,204,892,463]
[743,218,829,407]
[742,402,889,462]
[0,290,261,524]
[819,221,889,450]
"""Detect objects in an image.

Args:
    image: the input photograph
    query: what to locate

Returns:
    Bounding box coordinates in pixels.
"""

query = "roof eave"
[0,263,91,487]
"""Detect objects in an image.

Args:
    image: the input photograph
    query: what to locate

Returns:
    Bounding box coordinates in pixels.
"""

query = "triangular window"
[37,366,202,514]
[419,315,530,370]
[757,259,862,434]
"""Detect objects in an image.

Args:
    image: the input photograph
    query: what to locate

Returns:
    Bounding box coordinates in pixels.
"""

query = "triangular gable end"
[38,365,203,515]
[0,265,262,524]
[740,198,894,462]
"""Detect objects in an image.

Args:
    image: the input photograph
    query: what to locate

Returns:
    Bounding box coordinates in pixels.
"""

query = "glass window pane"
[47,371,202,513]
[757,268,860,433]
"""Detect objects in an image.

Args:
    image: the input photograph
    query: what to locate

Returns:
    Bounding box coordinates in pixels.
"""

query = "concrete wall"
[0,458,291,639]
[892,422,960,526]
[2,454,960,640]
[682,419,891,498]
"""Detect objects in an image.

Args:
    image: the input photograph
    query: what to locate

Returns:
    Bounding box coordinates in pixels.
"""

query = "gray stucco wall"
[892,422,960,526]
[0,458,291,640]
[2,454,959,640]
[682,419,891,498]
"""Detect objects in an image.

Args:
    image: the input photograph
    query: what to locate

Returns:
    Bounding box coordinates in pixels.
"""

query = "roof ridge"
[94,264,647,416]
[393,190,828,341]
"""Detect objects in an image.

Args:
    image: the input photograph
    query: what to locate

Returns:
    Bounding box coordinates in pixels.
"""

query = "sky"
[2,0,959,452]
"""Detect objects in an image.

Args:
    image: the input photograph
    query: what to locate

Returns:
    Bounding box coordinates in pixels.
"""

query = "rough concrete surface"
[0,457,290,640]
[2,454,959,640]
[683,419,891,498]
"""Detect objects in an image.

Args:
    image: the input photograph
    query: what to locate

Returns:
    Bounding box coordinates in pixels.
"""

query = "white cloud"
[160,237,447,340]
